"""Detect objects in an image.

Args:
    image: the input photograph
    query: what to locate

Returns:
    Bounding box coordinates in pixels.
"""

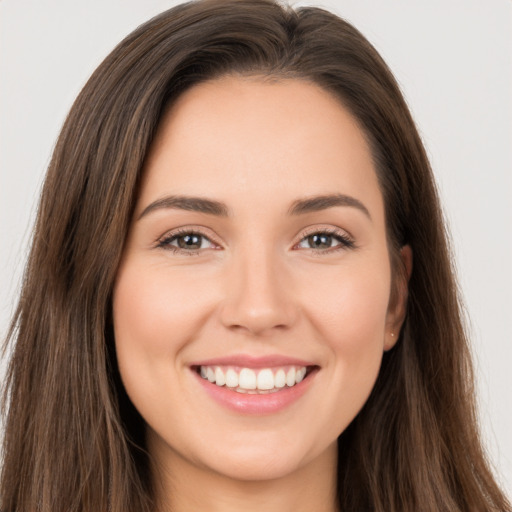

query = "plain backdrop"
[1,0,511,498]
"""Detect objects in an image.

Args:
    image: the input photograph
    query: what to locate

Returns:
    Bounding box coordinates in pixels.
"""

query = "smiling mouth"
[192,365,317,394]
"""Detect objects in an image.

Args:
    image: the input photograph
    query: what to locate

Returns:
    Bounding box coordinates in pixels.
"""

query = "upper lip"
[190,354,317,369]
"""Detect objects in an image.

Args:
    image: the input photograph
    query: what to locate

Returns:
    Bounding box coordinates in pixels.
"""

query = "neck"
[150,441,339,512]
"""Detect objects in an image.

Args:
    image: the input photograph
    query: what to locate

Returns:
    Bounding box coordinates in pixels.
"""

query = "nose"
[219,245,298,336]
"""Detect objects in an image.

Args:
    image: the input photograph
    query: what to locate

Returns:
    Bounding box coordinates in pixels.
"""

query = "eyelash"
[156,227,356,256]
[298,227,356,255]
[156,228,220,256]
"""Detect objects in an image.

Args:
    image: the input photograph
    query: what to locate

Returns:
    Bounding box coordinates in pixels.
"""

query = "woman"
[1,0,510,511]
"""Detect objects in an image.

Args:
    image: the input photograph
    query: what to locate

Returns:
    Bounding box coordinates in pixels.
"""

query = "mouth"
[189,355,319,414]
[190,355,320,417]
[192,364,317,394]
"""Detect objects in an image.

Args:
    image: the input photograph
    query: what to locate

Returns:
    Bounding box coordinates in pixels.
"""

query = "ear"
[384,245,413,351]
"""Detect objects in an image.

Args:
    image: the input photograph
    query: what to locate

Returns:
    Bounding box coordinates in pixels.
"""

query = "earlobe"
[384,245,413,351]
[384,331,397,351]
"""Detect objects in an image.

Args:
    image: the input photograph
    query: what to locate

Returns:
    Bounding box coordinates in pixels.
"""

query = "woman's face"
[113,77,408,483]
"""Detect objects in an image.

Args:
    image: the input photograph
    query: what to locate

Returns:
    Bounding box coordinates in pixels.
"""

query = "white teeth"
[215,367,225,386]
[286,367,296,387]
[239,368,257,389]
[198,365,310,392]
[225,368,239,388]
[257,369,274,390]
[295,367,306,383]
[274,369,286,388]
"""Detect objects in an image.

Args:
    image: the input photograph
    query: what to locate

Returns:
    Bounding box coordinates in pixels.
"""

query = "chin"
[192,428,337,483]
[202,447,314,482]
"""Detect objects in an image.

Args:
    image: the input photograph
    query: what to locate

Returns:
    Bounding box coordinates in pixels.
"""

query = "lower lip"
[193,369,316,415]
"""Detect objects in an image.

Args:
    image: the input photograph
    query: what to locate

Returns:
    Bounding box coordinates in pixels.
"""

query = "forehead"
[138,76,383,221]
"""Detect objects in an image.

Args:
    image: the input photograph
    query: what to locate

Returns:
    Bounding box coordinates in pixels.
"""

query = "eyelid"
[293,225,356,254]
[298,224,352,239]
[155,226,222,253]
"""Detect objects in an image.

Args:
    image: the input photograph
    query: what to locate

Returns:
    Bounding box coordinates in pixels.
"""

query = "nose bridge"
[219,238,297,335]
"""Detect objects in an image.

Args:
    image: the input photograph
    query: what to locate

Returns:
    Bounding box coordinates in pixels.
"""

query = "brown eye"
[158,231,216,252]
[176,233,204,250]
[306,233,335,249]
[296,230,355,252]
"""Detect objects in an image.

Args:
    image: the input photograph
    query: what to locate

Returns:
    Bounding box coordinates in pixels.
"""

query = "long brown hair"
[2,1,510,510]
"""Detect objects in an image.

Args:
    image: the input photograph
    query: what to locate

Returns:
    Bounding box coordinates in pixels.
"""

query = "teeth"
[296,367,307,383]
[257,369,274,390]
[286,367,296,387]
[275,369,286,388]
[225,368,238,388]
[239,368,257,389]
[198,365,310,392]
[215,367,226,386]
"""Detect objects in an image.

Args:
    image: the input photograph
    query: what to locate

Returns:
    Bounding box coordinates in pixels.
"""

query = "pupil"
[178,234,201,249]
[309,234,331,249]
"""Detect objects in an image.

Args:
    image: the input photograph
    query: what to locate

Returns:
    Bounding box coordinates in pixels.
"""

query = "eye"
[296,228,355,253]
[157,229,218,254]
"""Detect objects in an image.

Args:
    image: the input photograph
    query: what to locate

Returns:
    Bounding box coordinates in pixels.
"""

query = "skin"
[113,76,411,512]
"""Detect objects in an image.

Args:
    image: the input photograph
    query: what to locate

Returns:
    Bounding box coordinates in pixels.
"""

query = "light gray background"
[1,0,511,498]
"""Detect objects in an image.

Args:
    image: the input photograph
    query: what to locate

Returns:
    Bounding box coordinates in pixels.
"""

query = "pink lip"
[191,364,318,415]
[191,354,315,369]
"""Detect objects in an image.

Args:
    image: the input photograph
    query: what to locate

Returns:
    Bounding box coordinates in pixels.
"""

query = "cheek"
[113,261,211,358]
[302,259,391,348]
[299,260,391,417]
[111,260,215,419]
[112,260,216,427]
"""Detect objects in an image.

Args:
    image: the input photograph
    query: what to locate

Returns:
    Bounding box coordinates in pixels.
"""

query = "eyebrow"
[138,195,229,220]
[287,194,371,219]
[138,193,371,220]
